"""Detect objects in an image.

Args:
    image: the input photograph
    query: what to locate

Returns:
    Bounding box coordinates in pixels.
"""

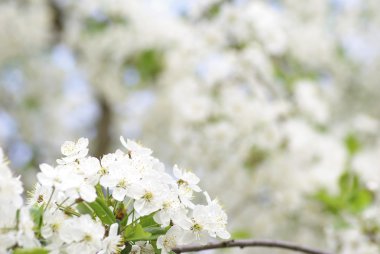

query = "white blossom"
[157,225,184,254]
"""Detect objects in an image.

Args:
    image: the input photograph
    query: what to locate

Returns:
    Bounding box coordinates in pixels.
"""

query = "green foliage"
[86,198,116,225]
[231,229,252,239]
[139,214,157,228]
[120,244,132,254]
[244,146,267,170]
[123,214,168,243]
[95,184,105,201]
[204,2,222,19]
[273,57,319,91]
[344,133,361,156]
[76,202,94,217]
[126,49,164,83]
[85,16,126,34]
[14,248,49,254]
[315,171,373,215]
[124,224,152,241]
[24,96,40,110]
[30,205,43,233]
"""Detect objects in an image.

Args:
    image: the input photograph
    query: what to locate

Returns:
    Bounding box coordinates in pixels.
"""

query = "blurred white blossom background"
[1,0,380,253]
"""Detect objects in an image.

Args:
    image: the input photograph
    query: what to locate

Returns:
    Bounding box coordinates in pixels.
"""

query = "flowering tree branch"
[172,239,332,254]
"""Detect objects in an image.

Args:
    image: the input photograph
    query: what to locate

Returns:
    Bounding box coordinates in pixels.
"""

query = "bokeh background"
[1,0,380,253]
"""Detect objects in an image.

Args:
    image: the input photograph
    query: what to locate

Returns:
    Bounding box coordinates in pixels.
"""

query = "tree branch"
[172,239,333,254]
[94,95,113,157]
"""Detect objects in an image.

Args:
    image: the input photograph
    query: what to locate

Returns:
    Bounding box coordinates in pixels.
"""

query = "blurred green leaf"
[76,202,94,216]
[124,224,152,241]
[244,146,267,170]
[85,16,126,34]
[95,184,105,201]
[231,229,252,239]
[30,205,43,232]
[14,248,49,254]
[204,2,222,19]
[314,189,343,214]
[126,49,164,83]
[24,96,40,110]
[344,133,361,156]
[339,170,359,194]
[315,171,373,215]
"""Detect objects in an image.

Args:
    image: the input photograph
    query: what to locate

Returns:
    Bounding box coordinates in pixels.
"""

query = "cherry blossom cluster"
[0,137,229,253]
[1,1,380,253]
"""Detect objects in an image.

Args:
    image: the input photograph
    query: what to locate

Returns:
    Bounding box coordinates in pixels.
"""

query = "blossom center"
[84,234,92,242]
[177,179,188,186]
[117,179,127,189]
[143,191,153,202]
[164,236,176,249]
[191,223,203,232]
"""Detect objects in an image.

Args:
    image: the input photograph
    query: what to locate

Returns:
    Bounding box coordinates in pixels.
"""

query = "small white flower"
[153,187,191,229]
[173,165,201,208]
[130,244,141,254]
[60,215,105,254]
[133,179,167,216]
[0,230,17,253]
[99,223,124,254]
[37,163,81,191]
[203,192,230,239]
[79,156,101,180]
[78,181,97,202]
[17,207,40,248]
[182,205,211,244]
[120,136,152,157]
[100,150,125,175]
[58,138,89,164]
[157,225,184,254]
[27,183,53,207]
[135,241,154,254]
[41,210,66,240]
[173,165,201,192]
[100,161,142,201]
[0,148,23,229]
[0,167,23,209]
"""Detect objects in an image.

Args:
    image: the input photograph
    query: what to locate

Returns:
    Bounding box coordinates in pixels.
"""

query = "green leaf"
[314,171,374,215]
[30,205,43,225]
[124,224,152,241]
[231,230,252,239]
[244,146,267,171]
[314,189,343,214]
[14,248,49,254]
[125,49,164,83]
[150,240,161,254]
[145,226,169,236]
[347,188,373,213]
[76,202,94,216]
[95,184,105,201]
[120,244,132,254]
[30,205,44,232]
[204,2,222,19]
[345,133,361,156]
[85,16,126,35]
[339,171,359,194]
[87,198,115,225]
[139,214,156,228]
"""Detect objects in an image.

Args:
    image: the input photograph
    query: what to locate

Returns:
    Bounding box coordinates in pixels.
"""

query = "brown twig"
[94,95,113,157]
[172,239,333,254]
